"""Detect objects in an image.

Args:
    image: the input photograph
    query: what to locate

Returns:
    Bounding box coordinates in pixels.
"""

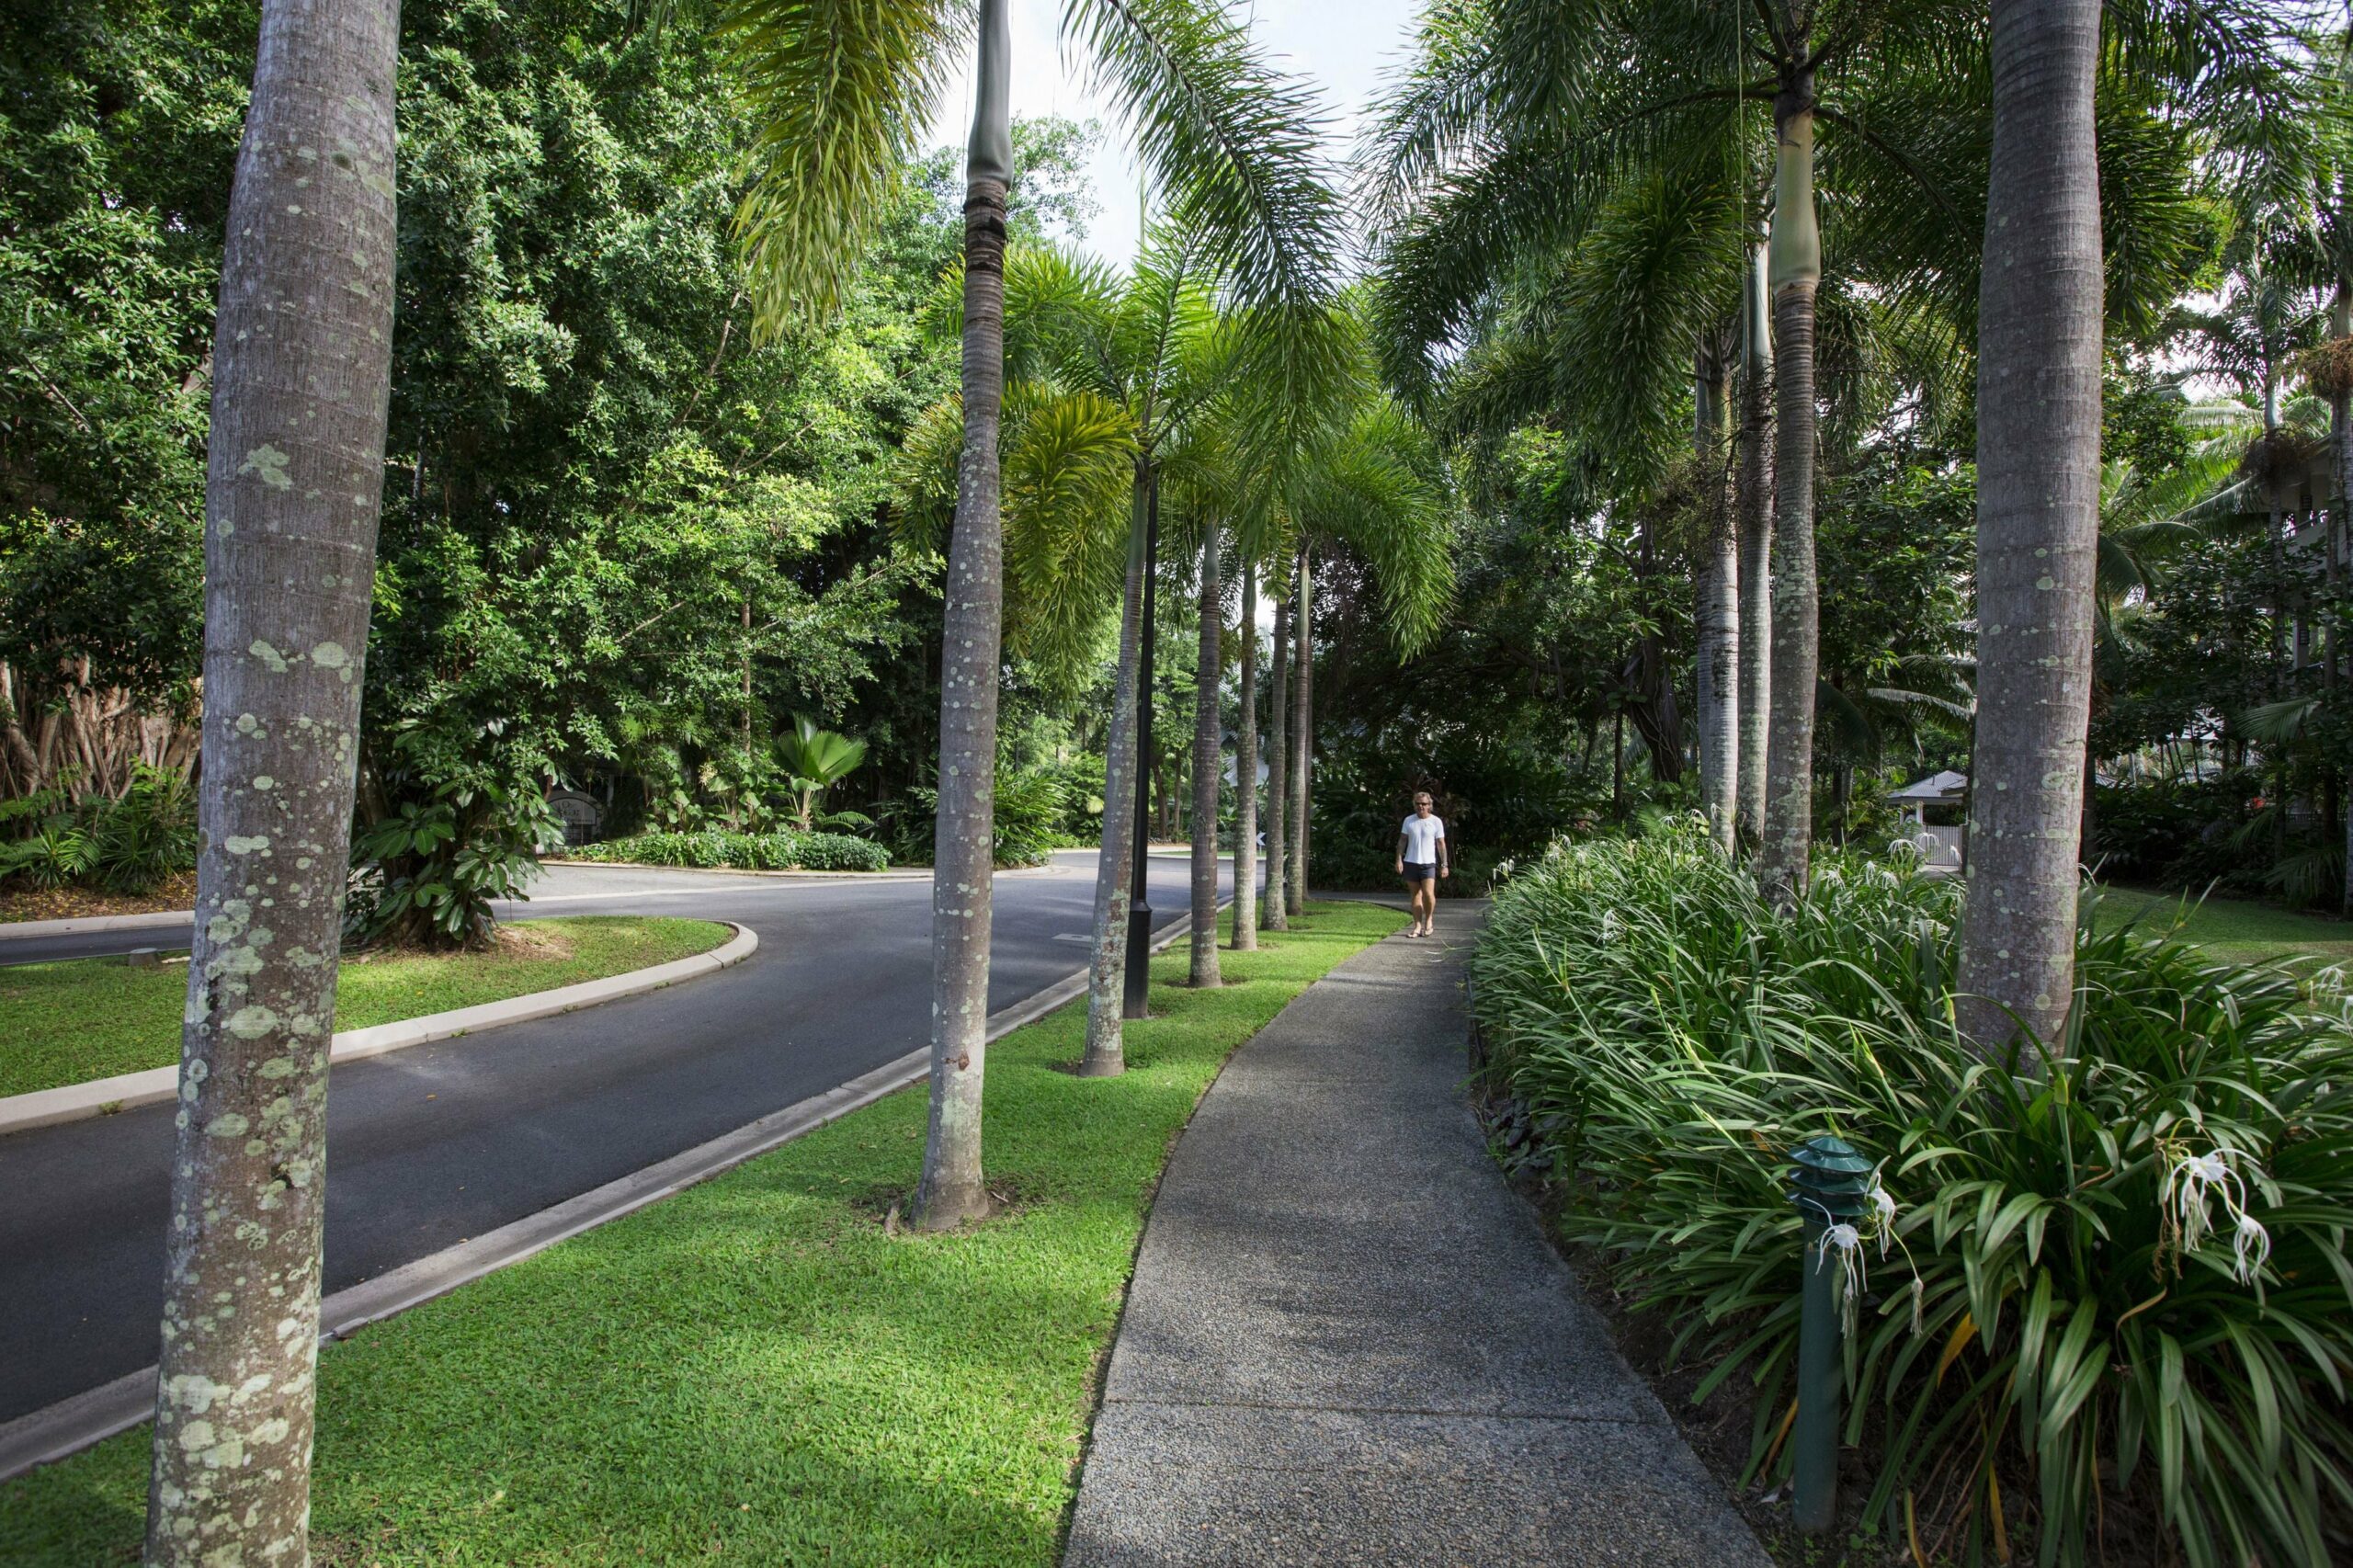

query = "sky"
[923,0,1427,267]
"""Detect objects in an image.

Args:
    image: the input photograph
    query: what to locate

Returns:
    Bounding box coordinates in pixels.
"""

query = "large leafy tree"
[721,0,1343,1219]
[0,0,254,792]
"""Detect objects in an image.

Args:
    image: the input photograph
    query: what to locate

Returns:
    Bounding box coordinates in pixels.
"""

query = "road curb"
[0,903,1222,1483]
[0,922,758,1137]
[548,859,933,883]
[0,909,193,941]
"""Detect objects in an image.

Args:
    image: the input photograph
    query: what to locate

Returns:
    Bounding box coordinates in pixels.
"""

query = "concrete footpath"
[1064,907,1769,1567]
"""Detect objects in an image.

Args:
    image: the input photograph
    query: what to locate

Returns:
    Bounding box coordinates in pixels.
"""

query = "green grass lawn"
[2093,885,2353,970]
[0,901,1404,1567]
[0,916,731,1099]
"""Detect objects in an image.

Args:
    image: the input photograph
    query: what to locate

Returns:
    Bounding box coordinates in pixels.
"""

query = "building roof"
[1888,769,1968,802]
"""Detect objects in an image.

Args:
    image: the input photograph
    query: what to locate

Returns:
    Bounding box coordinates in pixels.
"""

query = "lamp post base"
[1121,901,1154,1018]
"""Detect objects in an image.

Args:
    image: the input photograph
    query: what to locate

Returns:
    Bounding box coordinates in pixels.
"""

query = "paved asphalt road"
[0,850,1224,1425]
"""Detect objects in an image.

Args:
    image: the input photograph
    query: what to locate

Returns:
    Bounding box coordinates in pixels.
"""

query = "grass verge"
[0,916,732,1099]
[2093,883,2353,969]
[0,900,1403,1566]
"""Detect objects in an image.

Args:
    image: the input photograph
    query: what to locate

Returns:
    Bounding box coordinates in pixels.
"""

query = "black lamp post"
[1121,485,1159,1017]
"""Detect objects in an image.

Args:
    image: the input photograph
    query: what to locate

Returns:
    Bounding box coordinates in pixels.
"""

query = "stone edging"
[0,909,194,941]
[0,903,1222,1483]
[0,922,757,1137]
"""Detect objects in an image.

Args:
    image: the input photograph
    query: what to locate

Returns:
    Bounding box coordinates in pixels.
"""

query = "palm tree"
[1261,575,1290,931]
[723,0,1341,1216]
[1737,245,1775,844]
[1361,0,2258,892]
[1230,557,1260,949]
[142,1,399,1562]
[776,714,870,830]
[1694,335,1739,851]
[1757,15,1823,903]
[1186,514,1224,983]
[1952,0,2104,1055]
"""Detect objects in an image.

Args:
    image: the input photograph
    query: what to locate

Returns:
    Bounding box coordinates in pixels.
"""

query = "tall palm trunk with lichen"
[1955,0,2103,1056]
[1695,338,1738,853]
[916,0,1012,1222]
[1759,63,1821,907]
[1188,522,1224,984]
[1081,472,1150,1074]
[1737,244,1775,845]
[1261,578,1290,930]
[1288,545,1312,913]
[1231,560,1259,949]
[143,0,398,1559]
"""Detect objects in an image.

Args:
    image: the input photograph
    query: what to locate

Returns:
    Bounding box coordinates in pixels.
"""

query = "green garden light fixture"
[1788,1133,1873,1536]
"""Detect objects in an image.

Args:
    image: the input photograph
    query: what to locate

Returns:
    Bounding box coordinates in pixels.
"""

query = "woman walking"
[1394,791,1450,937]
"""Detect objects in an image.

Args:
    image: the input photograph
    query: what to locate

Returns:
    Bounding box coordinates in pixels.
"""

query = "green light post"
[1788,1134,1873,1536]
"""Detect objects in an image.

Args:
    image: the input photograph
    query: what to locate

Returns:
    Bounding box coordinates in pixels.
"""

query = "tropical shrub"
[347,778,562,949]
[1469,821,2353,1566]
[0,767,197,893]
[575,829,889,874]
[774,715,869,832]
[881,767,1066,870]
[991,767,1069,869]
[85,764,199,891]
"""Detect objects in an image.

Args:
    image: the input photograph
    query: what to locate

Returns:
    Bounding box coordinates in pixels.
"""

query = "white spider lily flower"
[2232,1212,2272,1284]
[1597,909,1620,946]
[1816,1221,1866,1305]
[1868,1182,1898,1258]
[2161,1148,2244,1252]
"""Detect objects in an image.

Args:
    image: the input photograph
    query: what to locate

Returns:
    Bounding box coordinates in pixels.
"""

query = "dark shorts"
[1402,861,1436,884]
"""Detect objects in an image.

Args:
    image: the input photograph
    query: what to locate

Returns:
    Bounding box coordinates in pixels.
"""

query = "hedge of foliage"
[0,767,198,894]
[1469,821,2353,1567]
[573,830,890,873]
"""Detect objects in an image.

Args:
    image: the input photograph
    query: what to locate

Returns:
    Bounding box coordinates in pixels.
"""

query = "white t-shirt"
[1400,813,1446,864]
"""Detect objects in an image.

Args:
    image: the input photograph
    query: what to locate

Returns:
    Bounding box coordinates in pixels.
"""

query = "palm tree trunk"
[1288,545,1312,914]
[1262,578,1290,931]
[915,0,1011,1222]
[1737,244,1775,846]
[1696,339,1739,852]
[1759,70,1821,908]
[2332,280,2350,915]
[1954,0,2103,1057]
[1231,560,1259,949]
[1081,471,1150,1074]
[1188,523,1223,984]
[143,1,398,1559]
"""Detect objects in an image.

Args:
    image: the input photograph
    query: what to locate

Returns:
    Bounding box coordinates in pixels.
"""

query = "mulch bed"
[0,872,197,924]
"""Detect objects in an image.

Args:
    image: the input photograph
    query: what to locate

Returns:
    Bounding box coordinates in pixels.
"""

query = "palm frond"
[1063,0,1344,312]
[722,0,968,330]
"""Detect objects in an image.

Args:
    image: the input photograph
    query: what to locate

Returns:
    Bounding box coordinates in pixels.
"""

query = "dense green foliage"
[0,766,195,893]
[0,903,1402,1565]
[574,829,890,872]
[1471,824,2353,1565]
